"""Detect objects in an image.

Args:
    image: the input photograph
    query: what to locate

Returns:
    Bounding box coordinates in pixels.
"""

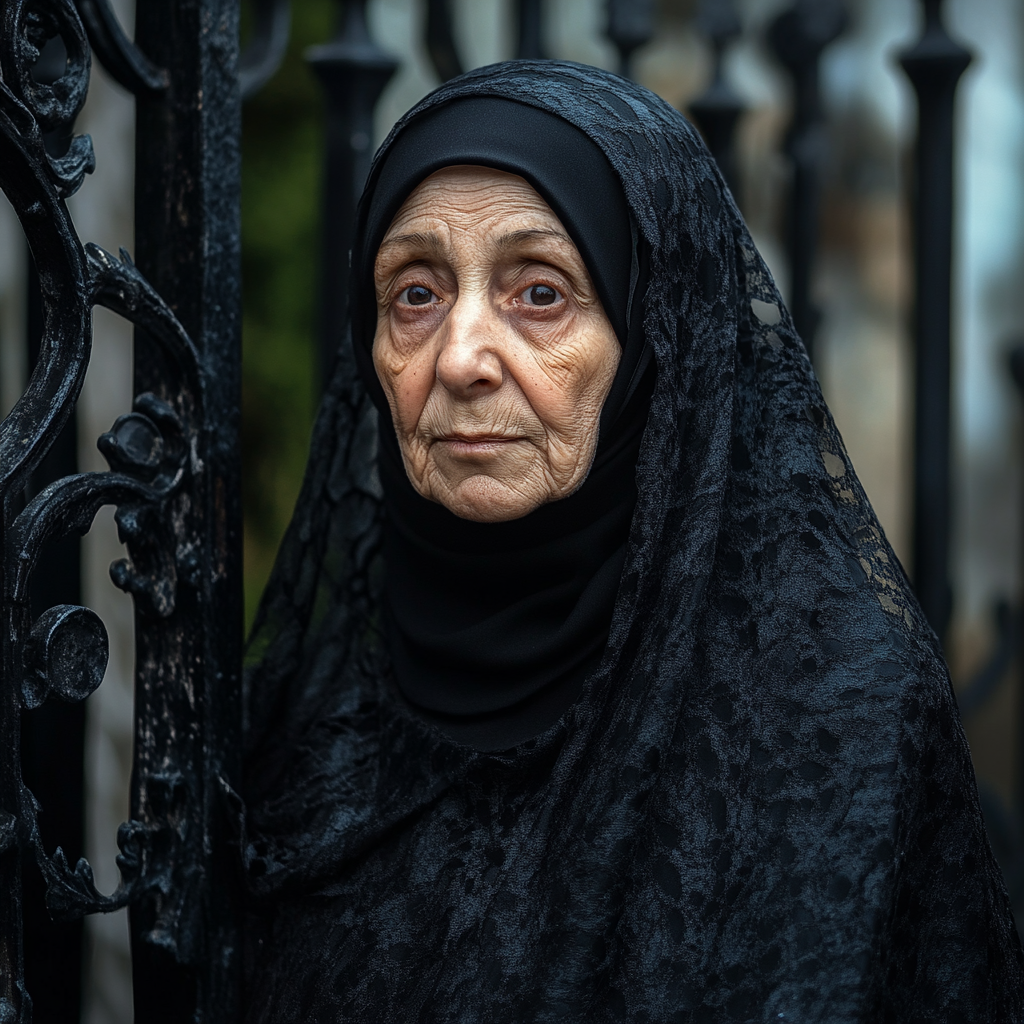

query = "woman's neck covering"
[350,98,653,748]
[242,62,1024,1022]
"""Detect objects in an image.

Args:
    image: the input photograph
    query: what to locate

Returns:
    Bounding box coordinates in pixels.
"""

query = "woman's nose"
[434,296,504,396]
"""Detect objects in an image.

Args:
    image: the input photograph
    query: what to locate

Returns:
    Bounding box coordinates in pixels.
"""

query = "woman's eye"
[400,285,436,306]
[520,284,560,307]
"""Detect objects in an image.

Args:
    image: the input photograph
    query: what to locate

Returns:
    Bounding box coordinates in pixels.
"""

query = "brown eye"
[401,285,436,306]
[522,284,559,307]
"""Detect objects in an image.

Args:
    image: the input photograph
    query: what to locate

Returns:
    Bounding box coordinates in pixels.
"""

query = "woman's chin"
[429,474,544,523]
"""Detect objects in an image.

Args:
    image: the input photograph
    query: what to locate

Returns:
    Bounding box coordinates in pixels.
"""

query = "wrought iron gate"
[0,0,243,1019]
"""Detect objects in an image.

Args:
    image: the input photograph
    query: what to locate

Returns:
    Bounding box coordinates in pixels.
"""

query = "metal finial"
[606,0,655,79]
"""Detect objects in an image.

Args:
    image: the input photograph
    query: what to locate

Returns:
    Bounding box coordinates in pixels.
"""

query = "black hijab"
[350,97,653,749]
[242,62,1023,1022]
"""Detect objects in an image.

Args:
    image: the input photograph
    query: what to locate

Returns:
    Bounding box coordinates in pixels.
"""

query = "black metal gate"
[0,0,243,1019]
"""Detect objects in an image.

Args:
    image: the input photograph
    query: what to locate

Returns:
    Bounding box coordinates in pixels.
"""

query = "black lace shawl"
[241,61,1024,1022]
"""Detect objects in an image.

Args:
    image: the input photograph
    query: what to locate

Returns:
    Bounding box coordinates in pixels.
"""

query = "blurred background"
[1,0,1023,1018]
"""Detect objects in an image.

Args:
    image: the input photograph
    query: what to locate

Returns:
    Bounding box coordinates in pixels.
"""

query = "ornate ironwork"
[0,0,243,1019]
[21,195,87,1021]
[15,5,170,1015]
[767,0,847,364]
[73,0,168,93]
[239,0,291,100]
[898,0,971,645]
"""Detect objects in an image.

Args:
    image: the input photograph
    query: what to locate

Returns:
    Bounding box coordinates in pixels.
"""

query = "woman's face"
[373,165,621,523]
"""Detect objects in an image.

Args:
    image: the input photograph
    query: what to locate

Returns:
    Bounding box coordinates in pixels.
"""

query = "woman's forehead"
[382,165,563,239]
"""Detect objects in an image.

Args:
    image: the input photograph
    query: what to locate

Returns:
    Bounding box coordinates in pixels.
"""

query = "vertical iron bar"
[133,0,243,1019]
[767,0,847,363]
[307,0,398,392]
[517,0,545,60]
[1008,345,1024,918]
[0,488,25,1024]
[606,0,655,81]
[899,0,971,645]
[424,0,462,84]
[689,0,744,201]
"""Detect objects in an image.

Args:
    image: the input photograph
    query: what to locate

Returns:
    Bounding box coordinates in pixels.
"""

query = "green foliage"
[241,1,335,631]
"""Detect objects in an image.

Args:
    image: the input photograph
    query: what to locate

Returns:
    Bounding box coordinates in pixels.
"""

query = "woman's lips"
[435,435,523,455]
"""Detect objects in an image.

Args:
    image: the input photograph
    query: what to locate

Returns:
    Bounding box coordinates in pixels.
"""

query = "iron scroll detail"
[72,0,169,94]
[239,0,290,99]
[0,1,203,1017]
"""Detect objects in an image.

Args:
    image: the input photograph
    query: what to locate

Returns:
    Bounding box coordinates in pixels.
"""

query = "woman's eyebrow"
[494,228,574,251]
[377,231,448,258]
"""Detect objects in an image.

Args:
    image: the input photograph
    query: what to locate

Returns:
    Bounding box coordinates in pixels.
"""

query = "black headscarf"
[350,97,653,749]
[242,62,1023,1022]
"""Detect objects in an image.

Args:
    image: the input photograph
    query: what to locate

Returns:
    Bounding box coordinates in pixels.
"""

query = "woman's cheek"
[376,309,435,376]
[372,339,399,396]
[531,336,610,426]
[390,302,448,351]
[392,356,437,434]
[374,338,418,429]
[529,379,588,446]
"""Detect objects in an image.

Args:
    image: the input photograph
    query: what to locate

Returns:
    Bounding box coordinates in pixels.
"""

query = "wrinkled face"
[372,166,621,522]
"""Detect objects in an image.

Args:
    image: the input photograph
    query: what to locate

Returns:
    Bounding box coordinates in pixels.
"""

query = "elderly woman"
[241,63,1023,1021]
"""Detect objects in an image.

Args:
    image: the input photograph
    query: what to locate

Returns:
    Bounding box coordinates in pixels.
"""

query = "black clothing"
[243,61,1024,1022]
[380,362,653,749]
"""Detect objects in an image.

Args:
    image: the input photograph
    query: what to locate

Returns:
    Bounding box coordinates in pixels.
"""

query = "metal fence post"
[606,0,655,81]
[689,0,744,202]
[899,0,971,644]
[308,0,398,392]
[517,0,545,60]
[133,0,244,1018]
[426,0,462,85]
[1008,346,1024,917]
[768,0,847,364]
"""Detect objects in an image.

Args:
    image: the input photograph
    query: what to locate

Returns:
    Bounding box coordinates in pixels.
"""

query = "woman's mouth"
[436,434,522,455]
